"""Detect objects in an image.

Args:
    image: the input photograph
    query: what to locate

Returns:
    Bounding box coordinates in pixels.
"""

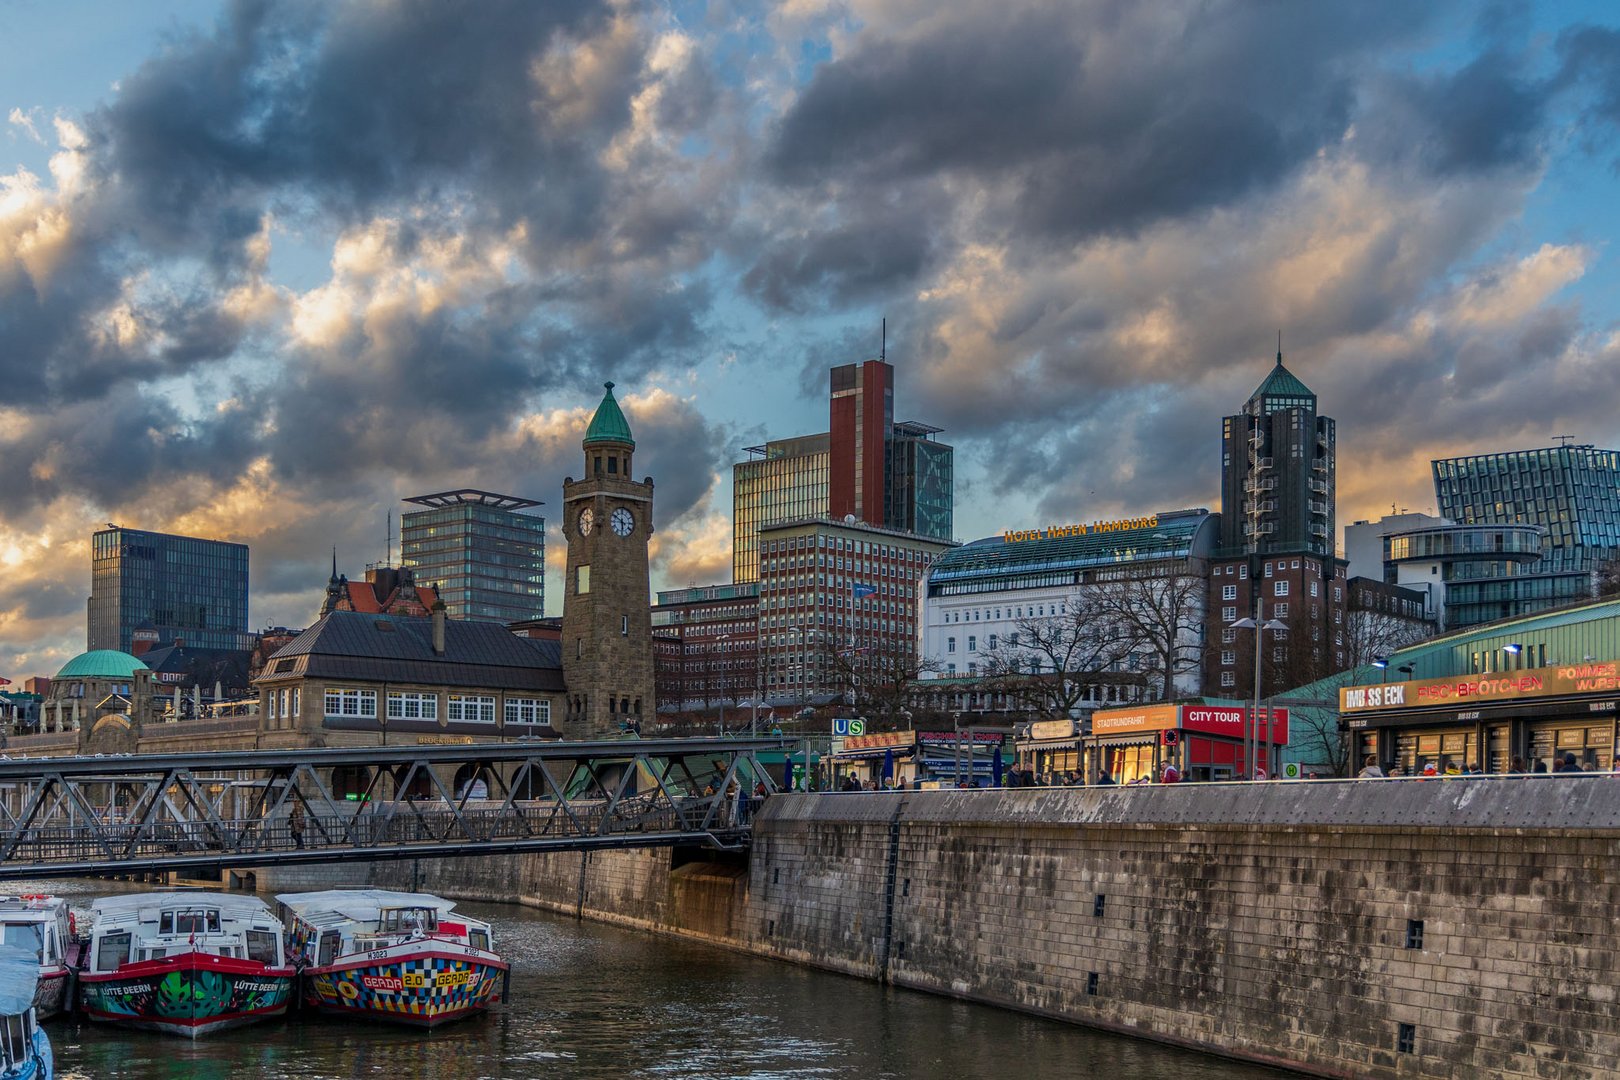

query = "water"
[29,879,1280,1079]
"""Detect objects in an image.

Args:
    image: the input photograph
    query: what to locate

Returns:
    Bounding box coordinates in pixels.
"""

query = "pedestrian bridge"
[0,737,791,880]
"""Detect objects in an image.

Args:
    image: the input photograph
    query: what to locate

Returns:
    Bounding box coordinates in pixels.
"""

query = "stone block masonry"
[750,782,1620,1078]
[253,779,1620,1078]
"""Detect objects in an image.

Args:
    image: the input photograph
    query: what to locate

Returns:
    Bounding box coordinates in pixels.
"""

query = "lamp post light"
[1504,642,1523,669]
[1397,664,1414,680]
[1230,600,1287,781]
[1372,656,1389,683]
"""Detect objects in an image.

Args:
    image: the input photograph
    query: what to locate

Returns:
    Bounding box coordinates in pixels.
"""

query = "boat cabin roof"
[0,895,66,921]
[275,889,460,929]
[0,944,39,1015]
[90,892,279,931]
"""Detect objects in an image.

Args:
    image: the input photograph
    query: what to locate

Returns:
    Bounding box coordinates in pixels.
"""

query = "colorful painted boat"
[0,944,53,1080]
[0,896,72,1021]
[77,893,294,1038]
[277,889,507,1027]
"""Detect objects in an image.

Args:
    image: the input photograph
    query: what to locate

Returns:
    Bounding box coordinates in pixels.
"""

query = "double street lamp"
[1230,601,1287,780]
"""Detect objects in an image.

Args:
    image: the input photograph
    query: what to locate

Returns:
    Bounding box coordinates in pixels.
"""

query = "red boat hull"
[79,951,294,1038]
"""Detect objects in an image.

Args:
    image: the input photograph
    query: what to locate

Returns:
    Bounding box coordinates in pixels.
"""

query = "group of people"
[1356,752,1620,778]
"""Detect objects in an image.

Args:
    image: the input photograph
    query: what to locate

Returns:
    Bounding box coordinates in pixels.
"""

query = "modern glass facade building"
[401,490,546,624]
[88,527,249,653]
[888,422,954,542]
[1426,445,1620,626]
[1432,444,1620,575]
[732,434,830,583]
[733,361,954,583]
[1381,522,1570,630]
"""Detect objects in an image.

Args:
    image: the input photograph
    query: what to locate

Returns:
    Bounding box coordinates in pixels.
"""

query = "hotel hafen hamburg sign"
[1340,661,1620,719]
[1003,515,1160,543]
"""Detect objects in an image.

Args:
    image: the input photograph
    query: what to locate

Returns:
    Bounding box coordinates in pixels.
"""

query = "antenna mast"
[386,510,393,567]
[881,317,886,362]
[1554,434,1576,448]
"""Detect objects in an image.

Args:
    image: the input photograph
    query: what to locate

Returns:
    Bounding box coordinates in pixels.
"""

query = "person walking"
[288,802,306,850]
[1357,755,1385,778]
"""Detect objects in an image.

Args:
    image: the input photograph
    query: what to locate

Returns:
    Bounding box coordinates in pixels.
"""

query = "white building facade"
[919,509,1218,709]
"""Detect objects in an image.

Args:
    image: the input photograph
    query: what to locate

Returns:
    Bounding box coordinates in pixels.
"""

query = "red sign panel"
[1180,705,1288,744]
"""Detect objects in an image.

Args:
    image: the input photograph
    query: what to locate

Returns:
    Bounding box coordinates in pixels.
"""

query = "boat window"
[169,909,221,935]
[1,922,42,962]
[96,931,132,972]
[246,930,278,966]
[469,929,490,952]
[0,1011,34,1070]
[380,908,437,933]
[318,931,340,967]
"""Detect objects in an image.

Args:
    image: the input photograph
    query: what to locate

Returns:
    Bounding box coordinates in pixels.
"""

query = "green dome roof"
[583,382,635,448]
[55,649,148,680]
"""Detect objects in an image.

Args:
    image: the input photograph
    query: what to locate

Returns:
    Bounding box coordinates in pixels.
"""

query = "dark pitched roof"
[268,611,564,692]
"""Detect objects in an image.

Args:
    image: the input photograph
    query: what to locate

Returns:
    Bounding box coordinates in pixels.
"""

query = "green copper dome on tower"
[583,381,635,448]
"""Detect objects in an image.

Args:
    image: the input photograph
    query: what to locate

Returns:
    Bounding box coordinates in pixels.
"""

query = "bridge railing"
[0,737,787,878]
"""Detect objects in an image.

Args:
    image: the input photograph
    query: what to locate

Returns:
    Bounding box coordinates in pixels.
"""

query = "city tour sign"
[1090,704,1288,742]
[1339,661,1620,714]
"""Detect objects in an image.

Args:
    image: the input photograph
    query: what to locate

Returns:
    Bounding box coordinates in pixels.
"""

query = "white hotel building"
[918,509,1218,707]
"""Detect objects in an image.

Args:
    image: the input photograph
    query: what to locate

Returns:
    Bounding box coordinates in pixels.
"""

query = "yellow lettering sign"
[1002,515,1160,543]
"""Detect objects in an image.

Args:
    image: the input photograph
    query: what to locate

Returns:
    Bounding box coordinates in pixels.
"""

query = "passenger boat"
[277,890,507,1027]
[0,896,72,1020]
[0,945,53,1080]
[77,893,294,1037]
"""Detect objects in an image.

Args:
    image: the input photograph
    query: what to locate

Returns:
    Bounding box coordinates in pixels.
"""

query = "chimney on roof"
[431,599,447,657]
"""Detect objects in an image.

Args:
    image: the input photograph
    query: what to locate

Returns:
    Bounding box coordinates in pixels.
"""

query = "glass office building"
[733,434,830,583]
[88,527,249,653]
[888,422,954,542]
[1426,445,1620,626]
[401,490,546,623]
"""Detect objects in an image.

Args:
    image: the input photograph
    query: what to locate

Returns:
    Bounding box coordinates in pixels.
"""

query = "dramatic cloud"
[3,0,1620,673]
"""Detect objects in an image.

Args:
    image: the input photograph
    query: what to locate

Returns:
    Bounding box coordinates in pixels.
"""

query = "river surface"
[28,878,1280,1079]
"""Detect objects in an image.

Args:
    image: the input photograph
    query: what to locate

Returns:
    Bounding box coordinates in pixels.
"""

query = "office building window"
[505,698,552,726]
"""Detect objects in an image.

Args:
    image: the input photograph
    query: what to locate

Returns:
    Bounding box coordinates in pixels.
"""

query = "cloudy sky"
[3,0,1620,677]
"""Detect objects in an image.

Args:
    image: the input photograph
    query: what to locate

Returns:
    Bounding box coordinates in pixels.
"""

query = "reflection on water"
[28,878,1280,1079]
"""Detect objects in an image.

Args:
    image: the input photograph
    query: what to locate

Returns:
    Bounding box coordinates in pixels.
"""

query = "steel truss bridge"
[0,738,791,880]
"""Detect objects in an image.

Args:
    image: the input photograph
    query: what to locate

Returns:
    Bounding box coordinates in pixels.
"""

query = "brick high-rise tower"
[560,382,656,737]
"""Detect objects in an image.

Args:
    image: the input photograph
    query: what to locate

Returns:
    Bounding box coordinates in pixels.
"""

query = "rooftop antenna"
[1554,434,1575,448]
[386,510,393,567]
[881,317,887,363]
[1276,329,1283,366]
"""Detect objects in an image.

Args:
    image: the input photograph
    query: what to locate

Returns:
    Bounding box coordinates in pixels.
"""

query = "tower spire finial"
[331,546,337,579]
[1276,329,1283,367]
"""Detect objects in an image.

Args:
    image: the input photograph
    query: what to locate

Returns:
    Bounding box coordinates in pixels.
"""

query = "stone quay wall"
[255,779,1620,1078]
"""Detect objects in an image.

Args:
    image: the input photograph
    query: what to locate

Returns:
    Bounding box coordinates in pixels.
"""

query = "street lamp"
[1372,656,1389,683]
[1504,642,1523,669]
[1230,601,1287,780]
[1397,664,1414,679]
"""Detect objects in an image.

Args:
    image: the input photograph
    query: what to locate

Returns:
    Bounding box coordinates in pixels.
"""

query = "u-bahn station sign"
[1003,515,1160,543]
[1340,661,1620,721]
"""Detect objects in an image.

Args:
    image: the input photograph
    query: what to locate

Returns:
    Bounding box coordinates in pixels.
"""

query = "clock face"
[611,507,635,537]
[577,506,594,536]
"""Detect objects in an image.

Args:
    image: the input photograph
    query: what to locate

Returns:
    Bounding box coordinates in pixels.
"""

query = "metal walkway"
[0,738,789,880]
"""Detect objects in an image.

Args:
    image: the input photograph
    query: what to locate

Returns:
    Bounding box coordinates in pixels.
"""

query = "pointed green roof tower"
[584,381,635,448]
[1245,337,1316,417]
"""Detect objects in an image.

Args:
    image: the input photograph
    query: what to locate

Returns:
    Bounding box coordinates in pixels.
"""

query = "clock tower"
[560,382,656,737]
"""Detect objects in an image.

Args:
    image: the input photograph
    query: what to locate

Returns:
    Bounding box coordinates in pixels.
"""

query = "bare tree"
[823,637,939,725]
[978,591,1139,720]
[1598,555,1620,598]
[1087,570,1207,700]
[1341,607,1433,670]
